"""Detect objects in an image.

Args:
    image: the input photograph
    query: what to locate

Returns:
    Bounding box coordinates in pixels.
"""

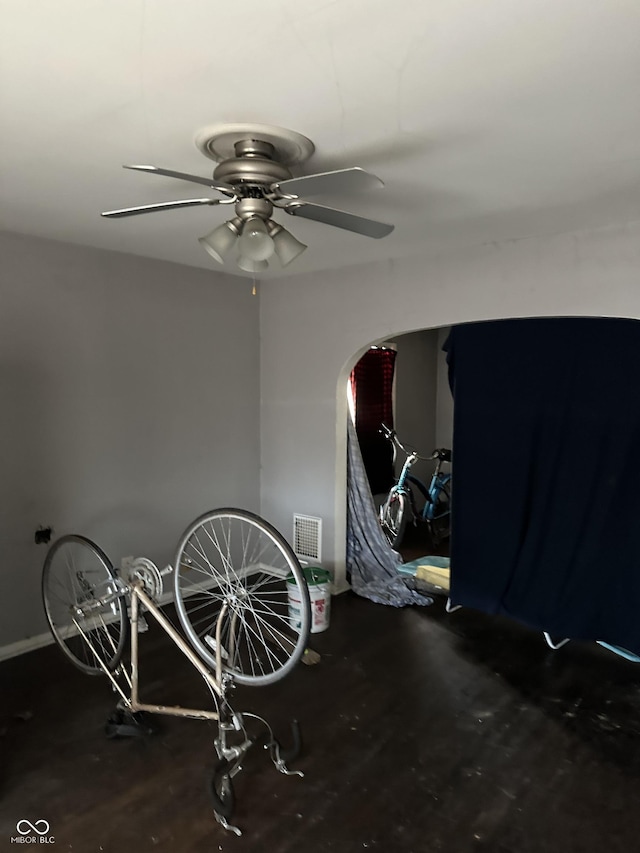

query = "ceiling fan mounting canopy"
[101,122,395,273]
[195,122,316,166]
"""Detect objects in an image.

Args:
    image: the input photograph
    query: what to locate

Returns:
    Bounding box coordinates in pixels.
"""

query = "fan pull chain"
[252,274,258,297]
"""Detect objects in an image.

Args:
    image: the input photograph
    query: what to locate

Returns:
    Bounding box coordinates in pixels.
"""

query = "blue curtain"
[445,317,640,653]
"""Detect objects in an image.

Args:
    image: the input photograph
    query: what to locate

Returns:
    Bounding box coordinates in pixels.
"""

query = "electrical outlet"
[34,526,53,545]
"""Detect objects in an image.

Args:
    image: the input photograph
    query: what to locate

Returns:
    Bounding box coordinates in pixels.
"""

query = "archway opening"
[337,315,640,634]
[347,329,453,566]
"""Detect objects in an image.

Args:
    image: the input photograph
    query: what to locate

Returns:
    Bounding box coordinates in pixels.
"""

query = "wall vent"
[293,514,322,563]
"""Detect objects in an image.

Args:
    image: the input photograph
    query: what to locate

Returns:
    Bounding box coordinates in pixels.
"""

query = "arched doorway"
[258,221,640,594]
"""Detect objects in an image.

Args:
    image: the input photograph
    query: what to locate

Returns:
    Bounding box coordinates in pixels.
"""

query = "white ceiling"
[2,0,640,279]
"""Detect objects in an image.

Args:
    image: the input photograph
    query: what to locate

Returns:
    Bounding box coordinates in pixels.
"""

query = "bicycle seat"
[435,448,452,462]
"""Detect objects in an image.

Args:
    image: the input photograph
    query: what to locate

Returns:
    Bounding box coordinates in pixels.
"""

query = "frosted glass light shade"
[237,256,268,273]
[198,218,241,264]
[268,222,307,267]
[237,217,275,261]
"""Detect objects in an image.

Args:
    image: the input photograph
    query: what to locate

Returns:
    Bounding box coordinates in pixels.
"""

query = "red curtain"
[350,347,397,495]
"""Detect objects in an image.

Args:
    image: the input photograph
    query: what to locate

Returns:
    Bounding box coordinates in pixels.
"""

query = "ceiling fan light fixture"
[267,221,307,267]
[236,255,269,274]
[198,217,242,264]
[237,216,275,262]
[105,125,394,277]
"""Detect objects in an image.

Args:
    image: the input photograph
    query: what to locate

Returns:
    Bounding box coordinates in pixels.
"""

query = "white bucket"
[288,566,331,634]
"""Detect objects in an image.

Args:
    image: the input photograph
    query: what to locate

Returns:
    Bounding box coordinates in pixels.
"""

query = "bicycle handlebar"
[379,423,451,463]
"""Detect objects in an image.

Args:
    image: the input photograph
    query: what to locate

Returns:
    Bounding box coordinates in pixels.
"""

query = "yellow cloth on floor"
[415,564,451,592]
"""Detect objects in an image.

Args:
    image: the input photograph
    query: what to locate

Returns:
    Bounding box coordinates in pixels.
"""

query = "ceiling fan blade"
[101,198,220,218]
[124,165,237,196]
[286,201,394,238]
[274,167,384,198]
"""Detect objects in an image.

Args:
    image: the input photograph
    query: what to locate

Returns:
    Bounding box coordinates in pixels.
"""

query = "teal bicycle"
[378,424,452,549]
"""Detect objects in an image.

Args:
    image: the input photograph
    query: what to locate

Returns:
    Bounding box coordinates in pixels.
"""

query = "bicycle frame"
[391,452,451,524]
[44,519,309,838]
[73,579,224,720]
[377,424,452,549]
[72,574,304,836]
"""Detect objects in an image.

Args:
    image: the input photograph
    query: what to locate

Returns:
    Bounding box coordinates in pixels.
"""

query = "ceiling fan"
[101,123,395,273]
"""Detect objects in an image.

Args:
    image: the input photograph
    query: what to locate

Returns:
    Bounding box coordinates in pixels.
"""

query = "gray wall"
[5,215,640,648]
[392,329,439,486]
[261,220,640,590]
[435,327,454,450]
[0,231,260,650]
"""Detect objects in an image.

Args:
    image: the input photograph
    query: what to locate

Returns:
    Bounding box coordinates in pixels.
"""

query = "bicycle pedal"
[105,709,156,738]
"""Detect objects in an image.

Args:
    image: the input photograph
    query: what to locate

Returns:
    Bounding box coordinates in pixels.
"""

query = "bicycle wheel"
[42,535,128,675]
[427,484,451,545]
[173,508,311,687]
[380,491,407,549]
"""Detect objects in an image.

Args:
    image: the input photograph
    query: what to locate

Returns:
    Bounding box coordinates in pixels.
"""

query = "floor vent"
[293,514,322,562]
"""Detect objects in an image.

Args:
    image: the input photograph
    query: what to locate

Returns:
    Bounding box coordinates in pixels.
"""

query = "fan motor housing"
[213,147,292,189]
[235,197,273,221]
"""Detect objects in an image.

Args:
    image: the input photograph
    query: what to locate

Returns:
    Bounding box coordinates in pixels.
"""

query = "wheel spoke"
[235,608,284,673]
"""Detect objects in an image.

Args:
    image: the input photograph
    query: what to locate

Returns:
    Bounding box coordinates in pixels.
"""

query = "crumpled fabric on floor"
[346,417,433,608]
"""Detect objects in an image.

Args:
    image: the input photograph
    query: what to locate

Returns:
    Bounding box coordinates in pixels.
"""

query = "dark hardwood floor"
[399,520,450,563]
[2,593,640,852]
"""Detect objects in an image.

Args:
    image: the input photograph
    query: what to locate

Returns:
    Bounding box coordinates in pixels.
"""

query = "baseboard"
[333,578,351,595]
[0,564,320,664]
[0,630,56,663]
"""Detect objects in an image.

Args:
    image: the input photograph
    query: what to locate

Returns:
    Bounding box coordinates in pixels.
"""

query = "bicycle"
[41,507,311,836]
[378,424,452,549]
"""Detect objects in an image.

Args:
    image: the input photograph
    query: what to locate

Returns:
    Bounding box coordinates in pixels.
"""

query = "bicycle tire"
[42,534,128,675]
[380,491,407,549]
[173,508,311,687]
[209,760,235,820]
[427,483,451,545]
